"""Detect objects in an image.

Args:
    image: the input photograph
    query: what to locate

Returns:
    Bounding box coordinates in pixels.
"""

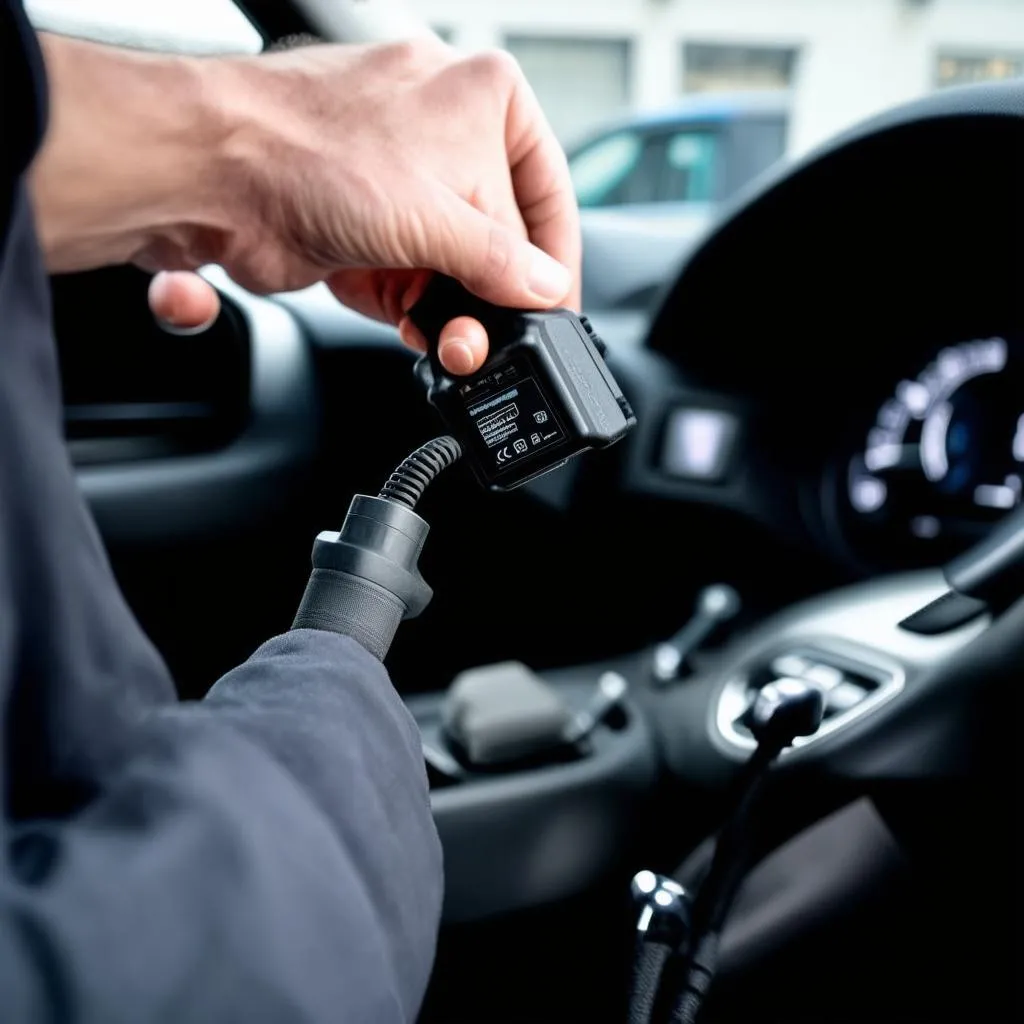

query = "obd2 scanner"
[292,274,636,659]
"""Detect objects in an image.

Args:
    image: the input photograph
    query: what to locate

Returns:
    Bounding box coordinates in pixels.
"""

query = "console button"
[804,663,845,691]
[826,681,868,714]
[771,654,812,678]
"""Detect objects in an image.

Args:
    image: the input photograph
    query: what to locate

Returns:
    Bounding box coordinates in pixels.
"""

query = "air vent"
[51,267,251,466]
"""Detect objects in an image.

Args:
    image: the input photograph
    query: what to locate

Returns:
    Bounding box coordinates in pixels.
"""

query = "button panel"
[804,663,845,692]
[714,645,904,753]
[826,681,868,714]
[770,654,812,678]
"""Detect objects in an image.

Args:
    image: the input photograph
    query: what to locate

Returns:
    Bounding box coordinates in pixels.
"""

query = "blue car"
[567,90,789,219]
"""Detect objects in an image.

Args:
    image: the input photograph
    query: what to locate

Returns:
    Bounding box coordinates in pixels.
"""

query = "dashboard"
[633,80,1024,575]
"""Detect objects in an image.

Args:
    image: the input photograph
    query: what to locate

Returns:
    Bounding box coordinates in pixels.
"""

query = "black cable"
[663,742,780,1024]
[694,743,778,938]
[666,932,720,1024]
[378,436,462,510]
[631,941,674,1024]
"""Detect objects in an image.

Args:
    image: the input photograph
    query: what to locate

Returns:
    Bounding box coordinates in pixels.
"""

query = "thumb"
[433,200,573,309]
[148,271,221,334]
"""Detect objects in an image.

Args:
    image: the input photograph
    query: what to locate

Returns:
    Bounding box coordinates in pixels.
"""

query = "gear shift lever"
[629,872,692,1024]
[667,678,823,1024]
[627,679,824,1024]
[652,584,741,685]
[563,671,628,745]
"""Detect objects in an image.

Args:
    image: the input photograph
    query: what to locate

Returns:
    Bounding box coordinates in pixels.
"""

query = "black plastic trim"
[77,270,317,545]
[407,678,657,924]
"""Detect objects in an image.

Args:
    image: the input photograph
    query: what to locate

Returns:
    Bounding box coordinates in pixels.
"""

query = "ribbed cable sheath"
[378,435,462,509]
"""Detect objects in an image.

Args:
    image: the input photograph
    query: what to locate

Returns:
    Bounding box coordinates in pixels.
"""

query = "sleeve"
[0,630,443,1024]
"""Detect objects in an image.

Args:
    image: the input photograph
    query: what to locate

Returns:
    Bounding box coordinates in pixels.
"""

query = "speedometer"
[846,336,1024,551]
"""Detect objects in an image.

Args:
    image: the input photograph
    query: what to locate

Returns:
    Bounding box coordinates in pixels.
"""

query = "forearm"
[1,631,442,1023]
[30,33,230,272]
[25,28,581,365]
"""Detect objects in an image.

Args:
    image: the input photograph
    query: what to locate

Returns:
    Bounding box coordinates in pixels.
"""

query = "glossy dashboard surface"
[635,80,1024,573]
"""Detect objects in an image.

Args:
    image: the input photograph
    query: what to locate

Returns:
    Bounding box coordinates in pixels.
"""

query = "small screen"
[461,360,565,474]
[661,407,738,481]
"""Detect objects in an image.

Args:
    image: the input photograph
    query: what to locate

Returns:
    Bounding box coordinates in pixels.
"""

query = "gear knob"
[631,870,692,946]
[749,677,825,750]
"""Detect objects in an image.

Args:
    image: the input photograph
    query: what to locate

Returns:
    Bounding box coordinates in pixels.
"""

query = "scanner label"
[466,374,563,470]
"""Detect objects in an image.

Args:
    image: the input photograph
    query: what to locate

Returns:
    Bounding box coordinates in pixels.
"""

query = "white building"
[406,0,1024,155]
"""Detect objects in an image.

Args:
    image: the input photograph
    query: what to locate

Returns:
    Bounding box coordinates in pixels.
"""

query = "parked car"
[567,90,789,218]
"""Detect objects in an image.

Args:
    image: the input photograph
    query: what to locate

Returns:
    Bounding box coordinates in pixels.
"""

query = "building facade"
[408,0,1024,154]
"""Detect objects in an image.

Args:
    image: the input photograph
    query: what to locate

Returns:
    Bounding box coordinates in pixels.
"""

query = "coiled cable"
[378,436,462,510]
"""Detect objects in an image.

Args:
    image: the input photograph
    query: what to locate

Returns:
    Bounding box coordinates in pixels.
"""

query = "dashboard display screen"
[661,407,738,481]
[845,335,1024,555]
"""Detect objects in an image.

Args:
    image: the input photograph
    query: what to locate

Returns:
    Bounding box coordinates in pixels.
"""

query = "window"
[569,131,644,207]
[936,52,1024,88]
[568,128,719,208]
[25,0,262,54]
[504,36,631,146]
[683,43,796,93]
[662,131,717,202]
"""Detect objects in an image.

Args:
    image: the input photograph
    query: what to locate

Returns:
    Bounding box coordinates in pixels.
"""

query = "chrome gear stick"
[628,678,824,1024]
[651,584,741,685]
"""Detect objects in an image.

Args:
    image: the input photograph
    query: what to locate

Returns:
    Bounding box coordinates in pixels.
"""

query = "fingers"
[326,267,431,325]
[407,180,524,372]
[327,267,481,367]
[327,266,488,373]
[399,181,522,372]
[429,195,572,310]
[438,316,488,374]
[397,315,488,375]
[505,70,582,310]
[419,55,579,312]
[148,271,221,333]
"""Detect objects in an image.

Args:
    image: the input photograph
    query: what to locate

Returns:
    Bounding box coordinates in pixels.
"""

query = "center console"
[406,668,656,923]
[407,569,991,925]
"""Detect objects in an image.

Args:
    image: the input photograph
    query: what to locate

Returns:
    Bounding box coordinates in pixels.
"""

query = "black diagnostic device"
[408,274,636,491]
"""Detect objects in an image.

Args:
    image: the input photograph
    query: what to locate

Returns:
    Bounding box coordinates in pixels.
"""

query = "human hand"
[147,271,220,334]
[34,36,581,374]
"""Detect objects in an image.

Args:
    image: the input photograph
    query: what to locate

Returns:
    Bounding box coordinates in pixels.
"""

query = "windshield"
[406,0,1024,210]
[29,0,1024,209]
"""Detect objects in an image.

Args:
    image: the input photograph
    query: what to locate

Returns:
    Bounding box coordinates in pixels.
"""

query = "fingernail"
[149,271,172,305]
[440,340,475,375]
[158,318,217,337]
[527,250,572,303]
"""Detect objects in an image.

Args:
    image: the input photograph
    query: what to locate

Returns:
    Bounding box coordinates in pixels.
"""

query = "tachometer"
[846,337,1024,550]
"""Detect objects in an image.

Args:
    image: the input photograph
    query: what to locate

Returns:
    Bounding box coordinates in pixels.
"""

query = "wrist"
[30,35,233,273]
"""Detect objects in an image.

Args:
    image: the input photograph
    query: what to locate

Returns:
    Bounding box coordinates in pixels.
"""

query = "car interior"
[43,0,1020,1020]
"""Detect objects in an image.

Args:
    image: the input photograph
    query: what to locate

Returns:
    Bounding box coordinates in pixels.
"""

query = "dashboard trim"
[78,269,317,545]
[702,571,990,766]
[713,641,906,755]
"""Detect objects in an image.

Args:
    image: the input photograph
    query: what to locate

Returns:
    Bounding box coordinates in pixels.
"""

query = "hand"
[33,36,581,374]
[147,271,220,333]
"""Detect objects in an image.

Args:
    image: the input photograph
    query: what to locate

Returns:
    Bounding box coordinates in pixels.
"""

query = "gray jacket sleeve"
[0,630,443,1024]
